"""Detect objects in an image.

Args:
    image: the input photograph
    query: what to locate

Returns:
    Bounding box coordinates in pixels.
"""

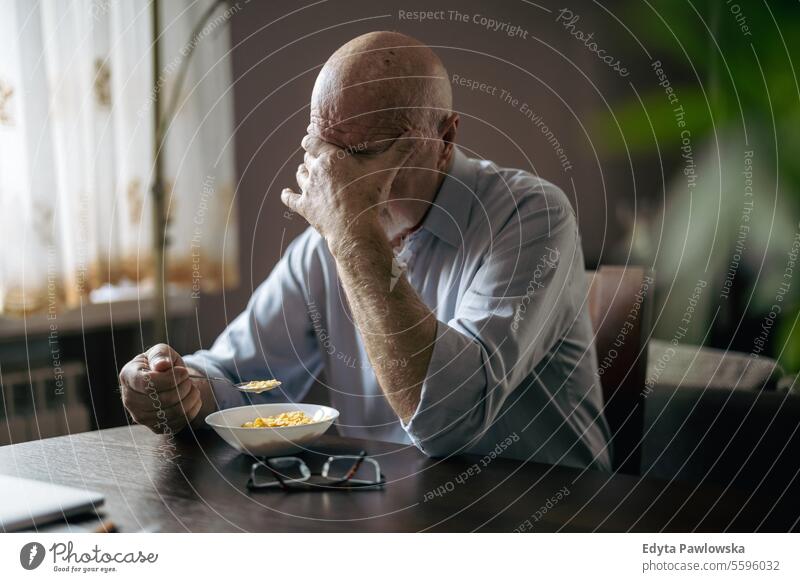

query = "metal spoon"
[187,374,282,394]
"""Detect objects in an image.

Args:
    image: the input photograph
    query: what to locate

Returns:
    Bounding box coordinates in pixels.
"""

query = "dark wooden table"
[0,426,795,532]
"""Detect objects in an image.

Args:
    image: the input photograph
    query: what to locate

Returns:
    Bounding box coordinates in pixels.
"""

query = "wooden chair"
[587,266,654,474]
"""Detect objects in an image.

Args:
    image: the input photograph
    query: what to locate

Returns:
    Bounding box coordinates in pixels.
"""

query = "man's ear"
[437,113,459,171]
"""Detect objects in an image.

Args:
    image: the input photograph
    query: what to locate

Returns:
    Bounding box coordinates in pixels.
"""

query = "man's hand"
[281,133,436,424]
[118,344,203,434]
[281,133,415,255]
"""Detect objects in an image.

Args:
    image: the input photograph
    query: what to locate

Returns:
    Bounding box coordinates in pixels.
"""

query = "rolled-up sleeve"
[183,229,323,412]
[402,194,582,456]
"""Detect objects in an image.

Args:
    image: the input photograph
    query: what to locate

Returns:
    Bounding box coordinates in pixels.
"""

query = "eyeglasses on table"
[247,450,385,491]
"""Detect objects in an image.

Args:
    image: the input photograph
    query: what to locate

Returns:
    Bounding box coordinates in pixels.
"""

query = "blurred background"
[1,0,798,464]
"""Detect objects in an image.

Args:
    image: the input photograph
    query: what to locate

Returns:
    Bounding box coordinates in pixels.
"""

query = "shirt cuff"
[401,320,487,456]
[182,353,248,412]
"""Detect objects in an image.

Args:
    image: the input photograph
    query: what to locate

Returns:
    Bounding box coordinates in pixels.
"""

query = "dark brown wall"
[197,0,645,343]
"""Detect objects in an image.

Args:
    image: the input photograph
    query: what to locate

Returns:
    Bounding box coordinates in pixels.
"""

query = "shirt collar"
[419,147,475,248]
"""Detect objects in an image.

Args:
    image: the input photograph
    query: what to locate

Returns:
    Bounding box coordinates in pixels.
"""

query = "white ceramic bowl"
[205,403,339,457]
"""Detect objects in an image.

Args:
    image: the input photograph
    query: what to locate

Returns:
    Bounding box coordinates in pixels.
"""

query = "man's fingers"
[128,383,201,432]
[120,354,187,395]
[119,345,199,434]
[123,377,191,414]
[301,134,326,156]
[146,343,182,372]
[159,386,202,432]
[296,163,309,193]
[119,354,148,386]
[148,377,195,408]
[281,187,303,213]
[183,388,203,424]
[128,366,189,395]
[160,384,201,416]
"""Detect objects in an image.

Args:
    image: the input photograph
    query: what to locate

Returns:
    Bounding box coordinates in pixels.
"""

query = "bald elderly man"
[119,31,612,470]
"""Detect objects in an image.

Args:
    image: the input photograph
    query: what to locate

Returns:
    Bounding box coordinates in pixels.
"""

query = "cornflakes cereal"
[241,411,314,428]
[240,379,281,391]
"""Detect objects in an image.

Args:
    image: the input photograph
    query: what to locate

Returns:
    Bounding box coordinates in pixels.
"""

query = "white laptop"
[0,474,105,532]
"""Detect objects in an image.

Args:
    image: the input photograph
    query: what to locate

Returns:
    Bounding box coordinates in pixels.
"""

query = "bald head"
[305,32,459,242]
[309,31,452,149]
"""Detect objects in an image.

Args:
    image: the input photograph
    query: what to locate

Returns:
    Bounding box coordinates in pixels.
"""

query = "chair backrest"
[587,266,654,474]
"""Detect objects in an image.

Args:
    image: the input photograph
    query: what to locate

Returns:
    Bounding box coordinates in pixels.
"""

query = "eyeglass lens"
[323,456,382,483]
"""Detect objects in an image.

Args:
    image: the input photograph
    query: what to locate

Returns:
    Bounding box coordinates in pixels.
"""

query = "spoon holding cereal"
[185,372,282,394]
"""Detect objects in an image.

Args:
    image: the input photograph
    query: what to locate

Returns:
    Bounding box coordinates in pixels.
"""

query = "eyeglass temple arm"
[342,451,368,481]
[266,461,290,490]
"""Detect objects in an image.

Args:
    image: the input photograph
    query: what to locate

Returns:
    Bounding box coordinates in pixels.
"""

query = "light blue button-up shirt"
[185,148,612,470]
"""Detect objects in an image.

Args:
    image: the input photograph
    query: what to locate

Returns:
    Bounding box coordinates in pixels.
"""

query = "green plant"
[593,0,800,371]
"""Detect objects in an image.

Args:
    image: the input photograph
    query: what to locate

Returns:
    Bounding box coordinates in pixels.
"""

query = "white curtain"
[0,0,239,315]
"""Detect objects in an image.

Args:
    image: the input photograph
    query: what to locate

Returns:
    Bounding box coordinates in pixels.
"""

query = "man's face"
[308,93,445,241]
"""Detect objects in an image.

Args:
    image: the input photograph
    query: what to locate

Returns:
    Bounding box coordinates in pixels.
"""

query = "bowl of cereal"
[205,403,339,457]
